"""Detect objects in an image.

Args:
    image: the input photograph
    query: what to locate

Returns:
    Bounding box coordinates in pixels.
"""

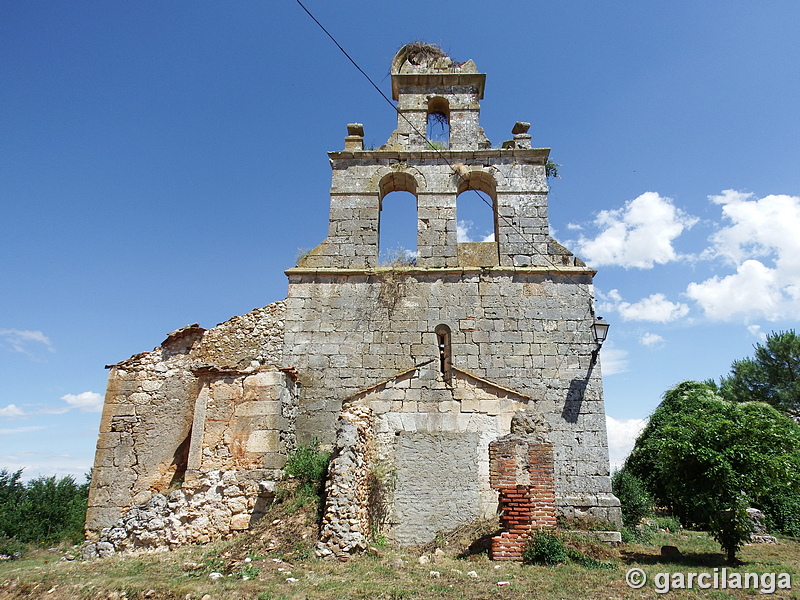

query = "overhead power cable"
[293,1,548,250]
[293,0,597,291]
[293,1,603,376]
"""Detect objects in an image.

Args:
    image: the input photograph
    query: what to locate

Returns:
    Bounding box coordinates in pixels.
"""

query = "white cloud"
[0,425,46,435]
[599,345,628,375]
[747,324,768,341]
[0,328,53,356]
[0,404,25,418]
[457,220,494,243]
[606,415,647,472]
[600,289,689,323]
[639,333,664,346]
[574,192,698,269]
[61,391,104,413]
[457,220,471,243]
[708,190,800,270]
[686,260,783,320]
[0,394,104,419]
[686,191,800,321]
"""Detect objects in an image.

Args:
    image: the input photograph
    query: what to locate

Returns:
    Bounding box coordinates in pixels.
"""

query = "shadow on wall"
[168,431,192,488]
[562,379,588,424]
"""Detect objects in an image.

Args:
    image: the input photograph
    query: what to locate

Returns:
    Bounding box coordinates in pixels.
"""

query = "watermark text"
[626,567,792,594]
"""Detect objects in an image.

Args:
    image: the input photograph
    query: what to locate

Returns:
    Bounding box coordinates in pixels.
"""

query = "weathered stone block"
[245,430,279,453]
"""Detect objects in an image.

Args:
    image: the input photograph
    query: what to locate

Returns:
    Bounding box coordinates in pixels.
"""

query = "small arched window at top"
[426,97,450,149]
[435,324,452,384]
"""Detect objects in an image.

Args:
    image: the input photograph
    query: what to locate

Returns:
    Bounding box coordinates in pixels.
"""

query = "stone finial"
[345,123,364,151]
[510,122,532,149]
[511,122,530,135]
[347,123,364,137]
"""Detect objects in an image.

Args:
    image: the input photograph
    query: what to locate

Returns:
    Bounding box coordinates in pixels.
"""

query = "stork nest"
[403,41,447,66]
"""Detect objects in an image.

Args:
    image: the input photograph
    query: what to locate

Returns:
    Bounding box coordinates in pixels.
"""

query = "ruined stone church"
[86,44,621,559]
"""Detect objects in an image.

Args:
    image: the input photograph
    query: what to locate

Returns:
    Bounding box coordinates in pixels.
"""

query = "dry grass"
[1,513,798,600]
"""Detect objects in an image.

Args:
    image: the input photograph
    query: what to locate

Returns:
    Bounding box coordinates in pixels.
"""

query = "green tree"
[626,381,800,562]
[18,475,89,544]
[720,330,800,415]
[611,469,652,529]
[0,469,25,539]
[0,470,90,546]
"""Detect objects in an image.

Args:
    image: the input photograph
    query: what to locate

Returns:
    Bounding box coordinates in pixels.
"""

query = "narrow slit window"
[435,324,452,383]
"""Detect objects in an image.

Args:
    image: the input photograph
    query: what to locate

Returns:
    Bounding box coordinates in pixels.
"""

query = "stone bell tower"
[285,43,621,545]
[84,43,620,553]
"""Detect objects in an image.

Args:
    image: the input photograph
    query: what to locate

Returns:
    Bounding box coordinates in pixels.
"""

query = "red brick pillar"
[489,437,556,561]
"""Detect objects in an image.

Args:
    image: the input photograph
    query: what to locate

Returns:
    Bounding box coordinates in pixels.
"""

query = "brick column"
[489,437,556,561]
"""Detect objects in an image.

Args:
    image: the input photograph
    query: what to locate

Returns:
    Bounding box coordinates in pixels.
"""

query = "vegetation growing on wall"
[282,441,330,514]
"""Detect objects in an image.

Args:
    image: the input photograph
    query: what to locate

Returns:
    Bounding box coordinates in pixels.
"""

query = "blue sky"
[2,1,799,479]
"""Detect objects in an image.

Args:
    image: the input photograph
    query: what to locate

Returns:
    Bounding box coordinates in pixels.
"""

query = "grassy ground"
[1,502,798,600]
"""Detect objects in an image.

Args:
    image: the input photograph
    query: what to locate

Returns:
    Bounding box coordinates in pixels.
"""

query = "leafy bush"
[620,526,652,544]
[761,492,800,536]
[283,441,330,499]
[522,529,614,569]
[612,468,652,528]
[650,515,682,532]
[522,529,568,565]
[0,535,25,559]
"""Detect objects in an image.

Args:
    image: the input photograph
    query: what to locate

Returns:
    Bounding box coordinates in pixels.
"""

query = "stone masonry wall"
[283,270,620,526]
[297,157,559,271]
[283,44,619,530]
[318,362,556,551]
[87,301,290,536]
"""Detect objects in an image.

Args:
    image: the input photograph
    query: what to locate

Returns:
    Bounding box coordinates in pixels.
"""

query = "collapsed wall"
[82,469,276,558]
[489,413,557,561]
[86,301,296,542]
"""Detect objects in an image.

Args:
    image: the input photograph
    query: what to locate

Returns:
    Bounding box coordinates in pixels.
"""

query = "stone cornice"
[328,147,550,162]
[391,72,486,100]
[285,265,596,278]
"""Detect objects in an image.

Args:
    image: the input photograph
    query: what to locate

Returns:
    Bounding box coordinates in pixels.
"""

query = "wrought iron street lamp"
[590,317,610,365]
